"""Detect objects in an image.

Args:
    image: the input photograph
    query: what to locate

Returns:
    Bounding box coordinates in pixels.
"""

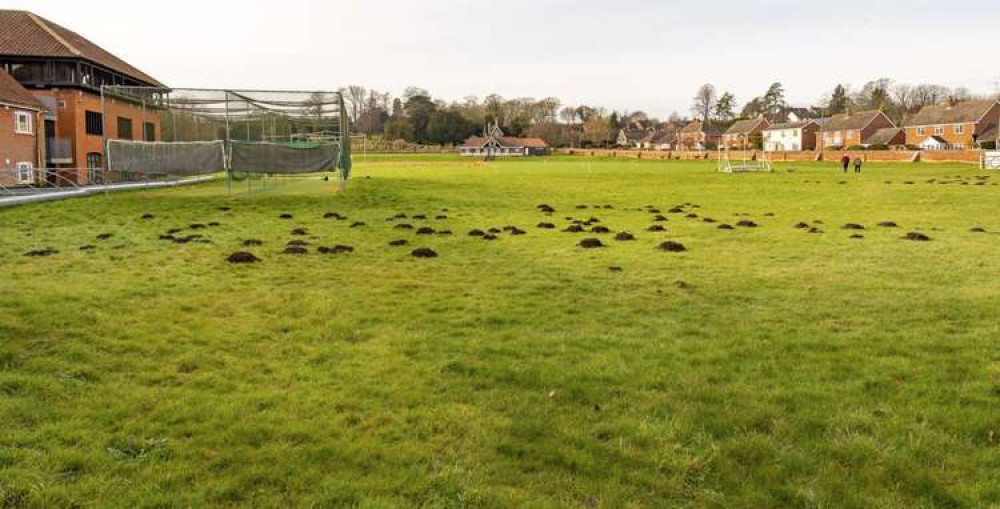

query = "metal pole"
[224,91,232,194]
[101,86,109,195]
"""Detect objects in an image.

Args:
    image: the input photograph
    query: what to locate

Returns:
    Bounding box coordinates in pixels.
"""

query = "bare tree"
[343,85,367,123]
[692,84,717,122]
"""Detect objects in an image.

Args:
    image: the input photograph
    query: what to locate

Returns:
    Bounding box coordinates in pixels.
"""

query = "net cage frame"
[99,85,352,184]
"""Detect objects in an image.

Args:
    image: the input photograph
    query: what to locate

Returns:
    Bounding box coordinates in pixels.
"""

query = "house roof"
[864,128,905,146]
[764,120,816,131]
[907,100,999,127]
[0,68,41,108]
[978,125,997,142]
[0,10,164,87]
[681,121,725,135]
[651,132,676,144]
[461,135,549,149]
[724,117,767,135]
[821,110,885,131]
[620,129,643,141]
[772,107,814,123]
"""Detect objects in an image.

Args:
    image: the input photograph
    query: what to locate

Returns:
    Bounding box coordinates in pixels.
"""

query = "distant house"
[616,128,643,148]
[771,107,815,124]
[862,127,906,148]
[918,136,950,151]
[904,99,1000,149]
[0,9,165,185]
[818,110,896,149]
[722,117,769,149]
[649,131,676,151]
[460,124,550,157]
[678,121,725,150]
[763,120,819,152]
[0,69,43,187]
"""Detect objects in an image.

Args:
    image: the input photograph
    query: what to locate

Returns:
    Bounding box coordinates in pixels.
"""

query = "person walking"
[854,156,863,173]
[841,154,851,173]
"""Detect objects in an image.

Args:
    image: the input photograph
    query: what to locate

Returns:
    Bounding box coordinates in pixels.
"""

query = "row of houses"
[619,101,1000,152]
[0,9,164,188]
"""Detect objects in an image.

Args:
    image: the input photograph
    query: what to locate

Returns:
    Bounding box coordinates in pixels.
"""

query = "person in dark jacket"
[841,154,851,173]
[854,157,863,173]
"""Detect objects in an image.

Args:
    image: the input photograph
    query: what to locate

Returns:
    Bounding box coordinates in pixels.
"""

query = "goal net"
[101,87,352,180]
[717,147,773,173]
[982,151,1000,170]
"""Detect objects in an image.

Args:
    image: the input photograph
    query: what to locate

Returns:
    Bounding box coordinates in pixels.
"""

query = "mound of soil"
[469,229,486,237]
[79,245,97,251]
[394,213,408,219]
[243,239,264,247]
[279,214,293,219]
[351,222,366,228]
[25,248,58,257]
[647,225,667,232]
[808,228,824,234]
[537,204,553,210]
[764,213,776,217]
[539,207,555,214]
[849,234,865,239]
[208,222,221,227]
[324,212,346,220]
[603,205,615,209]
[436,215,449,220]
[702,217,718,224]
[166,228,183,235]
[609,266,624,272]
[283,246,309,255]
[483,234,500,241]
[813,220,824,225]
[686,213,699,219]
[615,232,636,241]
[227,252,261,264]
[736,220,759,228]
[652,215,668,222]
[563,225,586,233]
[877,221,898,228]
[843,223,865,230]
[658,241,687,252]
[189,224,207,230]
[417,227,436,235]
[668,207,685,214]
[318,245,355,254]
[218,207,232,212]
[591,226,611,234]
[141,214,155,220]
[648,208,662,214]
[286,240,310,246]
[676,280,692,290]
[413,214,428,220]
[509,228,527,236]
[395,224,414,230]
[159,235,175,241]
[970,227,987,233]
[903,232,931,241]
[794,222,811,229]
[412,248,439,258]
[579,238,605,249]
[537,222,556,229]
[576,205,589,209]
[718,224,735,230]
[97,233,114,240]
[290,228,309,236]
[438,230,453,236]
[389,240,409,246]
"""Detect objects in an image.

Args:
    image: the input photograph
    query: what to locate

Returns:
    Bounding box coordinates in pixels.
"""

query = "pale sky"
[9,0,1000,117]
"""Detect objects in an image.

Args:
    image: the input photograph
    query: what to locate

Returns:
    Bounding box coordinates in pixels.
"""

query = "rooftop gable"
[907,100,999,127]
[0,68,41,108]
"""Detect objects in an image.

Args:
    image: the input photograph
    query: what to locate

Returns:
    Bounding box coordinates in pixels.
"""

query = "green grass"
[2,155,999,508]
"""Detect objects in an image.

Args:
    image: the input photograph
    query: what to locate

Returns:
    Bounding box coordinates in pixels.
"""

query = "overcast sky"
[9,0,1000,117]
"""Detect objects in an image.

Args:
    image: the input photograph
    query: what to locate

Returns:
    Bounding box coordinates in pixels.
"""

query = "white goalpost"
[717,146,773,173]
[981,151,1000,170]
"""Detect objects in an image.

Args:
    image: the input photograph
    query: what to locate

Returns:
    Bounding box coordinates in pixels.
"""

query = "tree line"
[341,80,999,148]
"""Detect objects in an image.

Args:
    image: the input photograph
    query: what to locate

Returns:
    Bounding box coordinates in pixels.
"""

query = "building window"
[144,122,155,142]
[85,111,103,136]
[16,162,35,184]
[847,130,855,139]
[917,127,925,135]
[955,125,965,135]
[934,126,944,135]
[86,152,102,170]
[117,117,133,140]
[14,111,33,134]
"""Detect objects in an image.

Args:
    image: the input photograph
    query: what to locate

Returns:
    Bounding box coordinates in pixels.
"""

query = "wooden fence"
[556,148,987,165]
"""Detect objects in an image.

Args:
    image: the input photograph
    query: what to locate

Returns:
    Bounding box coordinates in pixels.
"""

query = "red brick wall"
[0,106,42,186]
[33,89,161,184]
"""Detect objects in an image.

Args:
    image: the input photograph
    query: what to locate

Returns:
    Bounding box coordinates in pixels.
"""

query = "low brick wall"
[558,148,986,165]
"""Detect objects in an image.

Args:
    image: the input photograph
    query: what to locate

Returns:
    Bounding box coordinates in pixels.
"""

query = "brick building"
[0,68,44,187]
[722,116,769,149]
[0,10,165,185]
[678,121,725,150]
[904,99,1000,150]
[818,110,896,149]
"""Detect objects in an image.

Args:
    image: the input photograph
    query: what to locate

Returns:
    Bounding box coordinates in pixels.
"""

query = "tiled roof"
[461,136,549,149]
[764,120,816,130]
[724,117,767,135]
[0,10,164,87]
[0,68,40,108]
[822,110,884,131]
[977,125,997,142]
[681,121,726,135]
[864,128,905,146]
[907,100,999,127]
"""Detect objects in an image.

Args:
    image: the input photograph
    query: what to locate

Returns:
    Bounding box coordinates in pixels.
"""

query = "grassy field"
[2,155,999,508]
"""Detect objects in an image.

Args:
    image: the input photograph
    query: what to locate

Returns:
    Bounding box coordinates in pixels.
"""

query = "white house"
[762,121,819,152]
[460,123,550,157]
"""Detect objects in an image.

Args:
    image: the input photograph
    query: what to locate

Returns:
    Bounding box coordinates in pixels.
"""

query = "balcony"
[46,137,73,165]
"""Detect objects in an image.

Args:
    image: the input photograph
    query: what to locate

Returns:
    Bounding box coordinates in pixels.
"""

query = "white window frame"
[917,127,926,135]
[934,126,944,135]
[14,110,33,134]
[954,125,965,135]
[16,161,35,184]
